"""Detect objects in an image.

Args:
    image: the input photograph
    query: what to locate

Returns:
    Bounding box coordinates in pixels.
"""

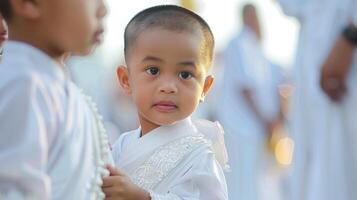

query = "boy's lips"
[153,101,178,112]
[94,28,104,43]
[0,32,7,42]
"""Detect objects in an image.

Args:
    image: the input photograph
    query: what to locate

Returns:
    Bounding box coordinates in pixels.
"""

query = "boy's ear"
[10,0,41,19]
[116,65,131,95]
[201,75,214,99]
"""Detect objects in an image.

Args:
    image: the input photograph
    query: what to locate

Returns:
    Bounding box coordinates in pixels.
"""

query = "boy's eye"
[145,67,159,76]
[178,71,193,80]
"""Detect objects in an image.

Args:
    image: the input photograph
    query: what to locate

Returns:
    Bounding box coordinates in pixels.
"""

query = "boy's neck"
[139,117,161,137]
[140,125,158,137]
[9,26,65,64]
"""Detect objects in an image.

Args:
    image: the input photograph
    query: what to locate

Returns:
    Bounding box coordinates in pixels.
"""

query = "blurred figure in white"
[277,0,357,200]
[217,4,284,200]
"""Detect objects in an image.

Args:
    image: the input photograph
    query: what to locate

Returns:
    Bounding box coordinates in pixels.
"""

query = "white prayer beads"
[79,89,111,200]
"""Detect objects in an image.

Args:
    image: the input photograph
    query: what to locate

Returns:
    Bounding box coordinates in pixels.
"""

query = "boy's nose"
[97,0,107,19]
[0,20,7,34]
[159,80,178,94]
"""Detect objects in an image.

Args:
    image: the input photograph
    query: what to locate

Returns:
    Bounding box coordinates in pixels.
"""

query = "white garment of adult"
[217,27,283,200]
[0,41,113,200]
[112,117,228,200]
[277,0,357,199]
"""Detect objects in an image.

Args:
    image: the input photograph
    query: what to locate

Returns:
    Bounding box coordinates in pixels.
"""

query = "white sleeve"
[0,76,51,199]
[111,136,124,165]
[276,0,310,21]
[148,151,228,200]
[271,63,286,86]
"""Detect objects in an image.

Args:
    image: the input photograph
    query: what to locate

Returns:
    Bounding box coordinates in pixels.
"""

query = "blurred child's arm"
[0,77,51,199]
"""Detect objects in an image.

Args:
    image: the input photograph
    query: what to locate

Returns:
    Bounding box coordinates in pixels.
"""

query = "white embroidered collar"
[119,117,200,172]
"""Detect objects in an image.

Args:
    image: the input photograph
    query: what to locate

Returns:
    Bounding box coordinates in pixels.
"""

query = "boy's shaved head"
[0,0,11,20]
[124,5,215,65]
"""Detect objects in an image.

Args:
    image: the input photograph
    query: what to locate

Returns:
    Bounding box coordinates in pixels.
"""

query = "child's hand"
[102,165,151,200]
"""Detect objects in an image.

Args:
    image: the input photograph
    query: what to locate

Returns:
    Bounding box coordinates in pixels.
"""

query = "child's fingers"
[105,197,119,200]
[102,175,128,187]
[102,186,116,197]
[102,176,117,187]
[103,186,126,200]
[106,164,124,176]
[104,193,120,200]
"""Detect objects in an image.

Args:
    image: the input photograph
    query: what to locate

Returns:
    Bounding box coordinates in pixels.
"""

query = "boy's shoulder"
[0,59,45,94]
[0,49,68,99]
[2,56,54,84]
[0,57,68,116]
[1,42,65,86]
[193,119,228,170]
[111,129,140,163]
[116,129,139,142]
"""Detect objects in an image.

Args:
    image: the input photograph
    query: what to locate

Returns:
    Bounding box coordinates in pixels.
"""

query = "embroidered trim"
[148,190,181,200]
[131,135,208,191]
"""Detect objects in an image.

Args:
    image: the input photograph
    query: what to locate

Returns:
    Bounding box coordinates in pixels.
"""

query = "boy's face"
[118,28,213,134]
[40,0,106,55]
[0,14,8,49]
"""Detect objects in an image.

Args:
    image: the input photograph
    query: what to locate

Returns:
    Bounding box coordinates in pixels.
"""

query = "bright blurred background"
[69,0,299,133]
[67,1,299,199]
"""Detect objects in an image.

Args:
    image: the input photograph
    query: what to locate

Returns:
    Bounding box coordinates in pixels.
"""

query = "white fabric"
[112,118,228,200]
[193,119,229,170]
[217,27,283,200]
[0,41,113,200]
[218,27,283,138]
[277,0,357,200]
[353,1,357,26]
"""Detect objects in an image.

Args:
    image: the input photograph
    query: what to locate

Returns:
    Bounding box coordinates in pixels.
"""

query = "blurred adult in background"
[0,13,8,61]
[277,0,357,199]
[218,4,284,200]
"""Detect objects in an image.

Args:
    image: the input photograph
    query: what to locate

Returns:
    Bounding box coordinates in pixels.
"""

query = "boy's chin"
[76,45,98,56]
[155,117,186,126]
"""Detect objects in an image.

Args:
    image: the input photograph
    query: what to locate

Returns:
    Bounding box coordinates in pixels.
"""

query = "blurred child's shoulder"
[112,129,140,151]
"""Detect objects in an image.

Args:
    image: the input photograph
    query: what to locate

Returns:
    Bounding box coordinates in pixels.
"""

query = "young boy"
[0,0,112,199]
[103,5,228,200]
[0,12,8,61]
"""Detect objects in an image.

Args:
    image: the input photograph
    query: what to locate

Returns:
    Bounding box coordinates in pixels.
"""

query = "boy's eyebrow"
[142,56,163,63]
[141,56,197,68]
[177,61,197,68]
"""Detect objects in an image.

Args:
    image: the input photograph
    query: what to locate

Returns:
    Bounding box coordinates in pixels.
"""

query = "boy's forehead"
[128,29,205,58]
[126,26,212,67]
[134,26,203,42]
[133,27,205,51]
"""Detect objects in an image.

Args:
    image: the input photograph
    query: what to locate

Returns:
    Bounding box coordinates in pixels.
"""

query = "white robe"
[0,41,113,200]
[112,118,228,200]
[277,0,357,200]
[217,27,283,200]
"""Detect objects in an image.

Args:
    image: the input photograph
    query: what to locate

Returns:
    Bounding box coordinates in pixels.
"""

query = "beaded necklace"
[79,89,111,199]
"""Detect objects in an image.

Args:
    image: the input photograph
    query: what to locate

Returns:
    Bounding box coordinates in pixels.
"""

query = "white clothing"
[218,27,283,138]
[0,41,113,200]
[112,118,228,200]
[277,0,357,199]
[217,27,283,200]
